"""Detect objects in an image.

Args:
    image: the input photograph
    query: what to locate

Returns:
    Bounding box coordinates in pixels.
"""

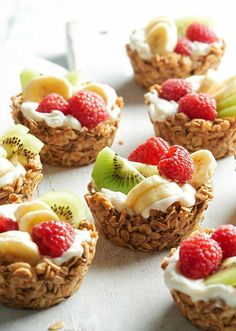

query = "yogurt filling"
[20,83,121,130]
[129,28,223,60]
[101,182,196,218]
[164,248,236,307]
[0,158,26,189]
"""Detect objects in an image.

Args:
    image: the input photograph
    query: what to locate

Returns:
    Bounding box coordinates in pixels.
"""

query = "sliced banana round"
[0,231,41,265]
[82,83,117,108]
[18,209,59,233]
[145,16,173,34]
[23,76,73,102]
[190,150,217,188]
[125,175,167,208]
[14,200,52,221]
[145,20,177,55]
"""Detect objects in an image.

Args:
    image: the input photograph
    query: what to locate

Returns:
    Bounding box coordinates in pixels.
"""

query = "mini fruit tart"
[11,69,123,167]
[162,225,236,331]
[0,191,98,309]
[85,137,215,252]
[145,72,236,159]
[0,124,43,204]
[126,16,225,88]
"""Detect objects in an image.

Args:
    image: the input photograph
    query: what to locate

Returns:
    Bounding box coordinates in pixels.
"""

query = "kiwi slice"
[39,191,87,228]
[17,134,44,165]
[131,161,159,177]
[205,267,236,286]
[64,70,83,87]
[92,147,145,194]
[20,68,40,90]
[0,124,29,158]
[175,16,214,36]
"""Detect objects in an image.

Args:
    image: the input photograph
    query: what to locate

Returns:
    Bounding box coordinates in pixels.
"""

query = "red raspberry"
[157,145,194,184]
[174,37,192,56]
[68,91,108,129]
[32,220,75,257]
[179,235,223,279]
[178,93,217,121]
[0,215,18,232]
[211,225,236,258]
[36,93,69,114]
[186,23,218,44]
[159,79,192,102]
[128,137,169,165]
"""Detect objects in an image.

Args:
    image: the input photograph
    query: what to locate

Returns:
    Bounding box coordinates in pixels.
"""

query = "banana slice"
[14,200,52,221]
[145,16,173,34]
[125,175,167,208]
[18,209,59,233]
[0,146,7,158]
[190,150,217,188]
[23,76,72,102]
[133,182,182,214]
[0,157,14,176]
[220,256,236,270]
[198,75,218,93]
[208,76,236,101]
[82,83,117,106]
[0,231,41,265]
[145,20,177,55]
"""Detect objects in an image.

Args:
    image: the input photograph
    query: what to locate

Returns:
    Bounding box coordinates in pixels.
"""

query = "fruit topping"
[0,158,14,176]
[178,93,217,121]
[23,75,72,102]
[17,133,44,166]
[160,79,192,101]
[205,266,236,286]
[186,22,218,44]
[0,215,18,232]
[36,93,69,114]
[92,147,144,194]
[130,162,159,177]
[68,90,108,129]
[64,70,83,87]
[0,124,29,158]
[128,137,169,165]
[158,145,194,184]
[32,220,75,258]
[20,68,40,90]
[39,191,87,228]
[174,37,192,56]
[14,201,52,220]
[179,235,223,279]
[211,225,236,258]
[175,16,214,37]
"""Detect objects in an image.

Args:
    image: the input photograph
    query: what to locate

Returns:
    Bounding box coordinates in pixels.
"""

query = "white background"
[0,1,236,330]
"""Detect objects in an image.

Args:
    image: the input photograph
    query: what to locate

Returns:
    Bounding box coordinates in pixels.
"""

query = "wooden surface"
[1,1,236,330]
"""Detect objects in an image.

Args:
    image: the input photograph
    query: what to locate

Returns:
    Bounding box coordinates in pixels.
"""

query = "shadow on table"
[115,78,145,106]
[222,207,236,226]
[0,305,41,329]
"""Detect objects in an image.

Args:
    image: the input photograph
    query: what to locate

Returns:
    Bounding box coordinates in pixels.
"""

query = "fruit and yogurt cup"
[162,225,236,330]
[11,69,123,167]
[145,71,236,159]
[85,137,215,252]
[0,124,43,204]
[126,16,225,88]
[0,191,98,309]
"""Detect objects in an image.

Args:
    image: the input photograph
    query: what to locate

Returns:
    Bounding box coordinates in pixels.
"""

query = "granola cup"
[0,155,42,205]
[126,42,225,89]
[11,94,122,167]
[0,220,98,309]
[85,183,213,252]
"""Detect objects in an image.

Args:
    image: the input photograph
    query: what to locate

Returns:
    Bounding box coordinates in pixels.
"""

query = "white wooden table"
[1,1,236,330]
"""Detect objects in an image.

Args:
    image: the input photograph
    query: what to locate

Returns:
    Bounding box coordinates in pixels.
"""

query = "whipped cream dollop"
[20,83,120,130]
[164,248,236,307]
[0,153,26,189]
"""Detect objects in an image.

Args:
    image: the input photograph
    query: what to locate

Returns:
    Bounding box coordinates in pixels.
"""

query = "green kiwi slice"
[39,191,87,228]
[0,124,29,158]
[64,70,83,87]
[175,16,214,36]
[20,68,40,90]
[205,267,236,286]
[91,147,145,194]
[17,134,44,165]
[131,161,159,177]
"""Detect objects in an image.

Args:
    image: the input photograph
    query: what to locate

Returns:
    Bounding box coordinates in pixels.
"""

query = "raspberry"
[211,225,236,258]
[128,137,169,165]
[0,215,18,233]
[32,221,75,257]
[159,79,192,102]
[36,93,69,114]
[157,145,194,184]
[178,93,217,121]
[186,23,218,44]
[68,91,108,129]
[179,235,223,279]
[174,37,192,56]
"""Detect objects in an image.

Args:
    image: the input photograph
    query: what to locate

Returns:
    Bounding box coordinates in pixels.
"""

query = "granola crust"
[126,41,225,89]
[11,94,122,167]
[85,184,213,252]
[0,220,98,309]
[0,155,42,205]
